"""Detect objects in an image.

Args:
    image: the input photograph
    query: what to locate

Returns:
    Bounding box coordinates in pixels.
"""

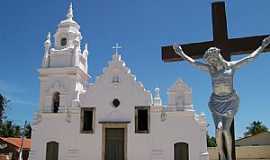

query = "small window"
[135,106,150,133]
[61,38,67,46]
[112,75,120,83]
[52,92,60,113]
[81,108,95,133]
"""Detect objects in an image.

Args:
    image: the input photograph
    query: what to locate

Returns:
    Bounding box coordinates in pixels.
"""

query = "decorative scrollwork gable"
[46,80,68,95]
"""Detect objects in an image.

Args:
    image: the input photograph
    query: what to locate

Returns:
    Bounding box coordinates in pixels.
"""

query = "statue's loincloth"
[208,90,239,116]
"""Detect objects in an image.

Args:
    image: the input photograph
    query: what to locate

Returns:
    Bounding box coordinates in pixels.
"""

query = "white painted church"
[30,4,209,160]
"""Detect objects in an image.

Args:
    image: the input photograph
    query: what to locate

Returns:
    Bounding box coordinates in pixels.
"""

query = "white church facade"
[30,4,209,160]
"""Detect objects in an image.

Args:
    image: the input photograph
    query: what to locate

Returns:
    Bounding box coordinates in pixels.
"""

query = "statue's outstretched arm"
[173,44,209,71]
[231,36,270,69]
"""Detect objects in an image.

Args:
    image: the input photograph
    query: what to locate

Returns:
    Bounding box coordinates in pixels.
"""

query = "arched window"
[112,75,120,83]
[60,37,67,46]
[46,141,59,160]
[174,142,189,160]
[52,92,60,113]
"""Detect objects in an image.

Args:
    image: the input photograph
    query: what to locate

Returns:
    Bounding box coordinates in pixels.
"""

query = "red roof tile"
[0,137,31,150]
[0,155,9,160]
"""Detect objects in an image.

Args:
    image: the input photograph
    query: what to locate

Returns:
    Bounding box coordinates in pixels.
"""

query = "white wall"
[31,54,208,160]
[30,111,208,160]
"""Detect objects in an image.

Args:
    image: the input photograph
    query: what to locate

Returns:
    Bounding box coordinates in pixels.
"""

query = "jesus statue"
[173,36,270,160]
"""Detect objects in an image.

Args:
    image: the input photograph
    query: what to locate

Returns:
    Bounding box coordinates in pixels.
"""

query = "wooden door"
[105,128,125,160]
[46,141,59,160]
[174,142,189,160]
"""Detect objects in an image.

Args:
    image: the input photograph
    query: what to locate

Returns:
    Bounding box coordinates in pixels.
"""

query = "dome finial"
[84,43,88,51]
[43,32,51,67]
[155,88,161,97]
[44,32,51,47]
[83,43,89,56]
[47,32,51,40]
[66,2,73,19]
[153,87,162,106]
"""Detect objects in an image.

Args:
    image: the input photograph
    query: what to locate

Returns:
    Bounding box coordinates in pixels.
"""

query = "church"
[30,4,209,160]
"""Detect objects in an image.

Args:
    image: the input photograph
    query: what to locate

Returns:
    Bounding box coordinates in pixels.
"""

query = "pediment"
[94,54,150,94]
[168,79,191,94]
[80,53,152,106]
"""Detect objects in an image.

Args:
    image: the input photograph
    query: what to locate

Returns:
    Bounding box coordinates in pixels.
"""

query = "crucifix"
[161,1,270,160]
[113,43,122,54]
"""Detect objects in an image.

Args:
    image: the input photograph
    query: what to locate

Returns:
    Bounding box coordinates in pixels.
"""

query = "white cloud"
[0,80,25,94]
[0,79,37,107]
[12,99,37,107]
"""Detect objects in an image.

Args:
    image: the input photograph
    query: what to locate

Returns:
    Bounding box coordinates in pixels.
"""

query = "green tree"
[0,94,9,124]
[0,94,32,138]
[24,123,32,138]
[244,121,268,137]
[207,134,217,147]
[0,120,20,137]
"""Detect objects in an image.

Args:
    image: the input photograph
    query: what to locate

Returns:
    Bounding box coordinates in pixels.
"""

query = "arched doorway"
[46,141,59,160]
[174,142,189,160]
[52,92,60,113]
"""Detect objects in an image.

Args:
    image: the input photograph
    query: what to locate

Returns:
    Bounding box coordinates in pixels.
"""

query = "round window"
[61,38,67,46]
[112,99,120,108]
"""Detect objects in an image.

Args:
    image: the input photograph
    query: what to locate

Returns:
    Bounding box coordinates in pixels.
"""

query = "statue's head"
[203,47,225,66]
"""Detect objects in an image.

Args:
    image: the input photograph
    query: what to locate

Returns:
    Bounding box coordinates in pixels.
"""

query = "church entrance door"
[174,142,189,160]
[105,128,125,160]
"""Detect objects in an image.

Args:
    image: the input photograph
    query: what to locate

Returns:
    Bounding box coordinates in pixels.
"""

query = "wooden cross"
[161,1,270,160]
[162,2,270,62]
[112,43,122,54]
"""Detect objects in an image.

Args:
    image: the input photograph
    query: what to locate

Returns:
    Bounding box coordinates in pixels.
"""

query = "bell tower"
[39,3,89,113]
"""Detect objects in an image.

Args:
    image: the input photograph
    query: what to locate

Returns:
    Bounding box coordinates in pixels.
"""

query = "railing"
[40,106,194,113]
[40,106,81,114]
[41,106,66,113]
[150,106,194,112]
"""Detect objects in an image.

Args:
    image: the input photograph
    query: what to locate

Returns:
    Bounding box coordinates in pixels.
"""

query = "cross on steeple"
[112,43,122,54]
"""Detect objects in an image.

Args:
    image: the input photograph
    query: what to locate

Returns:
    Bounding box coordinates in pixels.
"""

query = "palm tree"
[0,94,9,124]
[244,121,268,137]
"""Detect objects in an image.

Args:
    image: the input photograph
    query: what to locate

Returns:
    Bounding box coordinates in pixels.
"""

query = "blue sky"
[0,0,270,138]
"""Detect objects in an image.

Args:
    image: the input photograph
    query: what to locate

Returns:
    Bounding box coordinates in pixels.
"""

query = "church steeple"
[40,3,88,73]
[39,3,89,114]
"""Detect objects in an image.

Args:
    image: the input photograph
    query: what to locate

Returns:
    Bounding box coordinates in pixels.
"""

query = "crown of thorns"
[203,47,221,61]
